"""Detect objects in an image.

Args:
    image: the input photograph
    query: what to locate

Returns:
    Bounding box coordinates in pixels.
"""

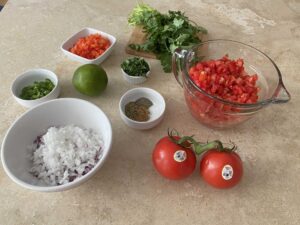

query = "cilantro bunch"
[128,4,207,72]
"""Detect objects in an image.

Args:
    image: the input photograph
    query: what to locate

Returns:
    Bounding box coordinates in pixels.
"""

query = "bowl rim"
[60,27,117,63]
[11,68,59,102]
[1,97,113,192]
[121,66,150,85]
[182,39,290,108]
[119,87,166,124]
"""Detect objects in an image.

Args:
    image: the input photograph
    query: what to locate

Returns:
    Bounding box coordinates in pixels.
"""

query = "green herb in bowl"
[121,57,150,77]
[20,79,55,100]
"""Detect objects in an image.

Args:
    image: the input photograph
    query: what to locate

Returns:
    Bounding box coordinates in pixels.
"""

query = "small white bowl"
[121,67,150,85]
[119,87,166,130]
[61,27,116,64]
[1,98,113,192]
[11,69,60,108]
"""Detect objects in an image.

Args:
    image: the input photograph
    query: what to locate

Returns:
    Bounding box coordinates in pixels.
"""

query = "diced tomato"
[69,34,111,59]
[196,62,204,71]
[186,55,260,127]
[188,55,259,104]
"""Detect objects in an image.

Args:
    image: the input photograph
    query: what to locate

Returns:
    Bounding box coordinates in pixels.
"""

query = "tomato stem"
[194,140,222,155]
[168,129,205,149]
[195,140,237,154]
[167,129,236,155]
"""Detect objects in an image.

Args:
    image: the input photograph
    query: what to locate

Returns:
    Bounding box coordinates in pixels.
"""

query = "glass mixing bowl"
[172,39,291,129]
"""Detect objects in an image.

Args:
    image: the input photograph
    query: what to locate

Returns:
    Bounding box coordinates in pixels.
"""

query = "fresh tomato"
[200,149,243,189]
[152,136,196,180]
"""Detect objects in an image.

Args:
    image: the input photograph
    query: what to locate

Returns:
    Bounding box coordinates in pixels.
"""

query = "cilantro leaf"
[157,52,172,73]
[173,18,184,27]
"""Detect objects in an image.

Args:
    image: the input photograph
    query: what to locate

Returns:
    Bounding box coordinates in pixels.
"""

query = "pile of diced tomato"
[69,34,111,59]
[189,55,259,104]
[185,55,260,127]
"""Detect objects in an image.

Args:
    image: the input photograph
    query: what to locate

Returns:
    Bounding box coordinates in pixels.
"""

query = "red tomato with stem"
[152,136,196,180]
[200,149,243,189]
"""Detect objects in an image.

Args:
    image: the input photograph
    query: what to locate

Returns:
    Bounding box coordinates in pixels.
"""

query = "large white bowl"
[61,27,116,64]
[11,69,60,108]
[1,98,113,192]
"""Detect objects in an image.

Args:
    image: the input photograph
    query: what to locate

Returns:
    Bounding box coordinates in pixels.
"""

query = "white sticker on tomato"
[173,150,187,162]
[222,165,234,180]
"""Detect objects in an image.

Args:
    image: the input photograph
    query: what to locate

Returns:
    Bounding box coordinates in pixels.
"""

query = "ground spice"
[125,97,153,122]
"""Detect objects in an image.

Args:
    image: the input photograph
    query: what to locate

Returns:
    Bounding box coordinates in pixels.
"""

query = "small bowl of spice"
[121,57,150,84]
[11,69,60,108]
[119,87,166,130]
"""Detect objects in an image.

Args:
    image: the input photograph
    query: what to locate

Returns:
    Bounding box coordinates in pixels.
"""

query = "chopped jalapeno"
[19,79,55,100]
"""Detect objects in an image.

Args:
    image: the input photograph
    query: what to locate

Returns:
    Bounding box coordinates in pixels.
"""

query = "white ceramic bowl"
[61,27,116,64]
[1,98,113,192]
[121,68,150,85]
[121,60,151,84]
[119,87,166,130]
[11,69,60,108]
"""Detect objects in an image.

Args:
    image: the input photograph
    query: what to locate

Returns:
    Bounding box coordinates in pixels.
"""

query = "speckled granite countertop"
[0,0,299,224]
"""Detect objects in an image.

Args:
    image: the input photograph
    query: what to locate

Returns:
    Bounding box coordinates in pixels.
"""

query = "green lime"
[72,64,108,96]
